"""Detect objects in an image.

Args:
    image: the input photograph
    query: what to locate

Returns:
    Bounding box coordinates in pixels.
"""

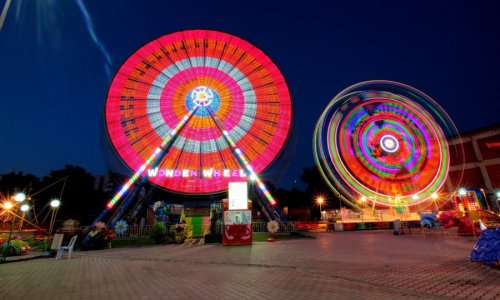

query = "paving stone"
[0,230,498,299]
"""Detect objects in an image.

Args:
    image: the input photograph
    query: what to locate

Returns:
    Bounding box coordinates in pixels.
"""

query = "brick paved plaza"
[1,231,499,299]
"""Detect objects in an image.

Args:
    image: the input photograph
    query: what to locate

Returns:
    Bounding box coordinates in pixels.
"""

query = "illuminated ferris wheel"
[104,30,292,211]
[314,81,463,207]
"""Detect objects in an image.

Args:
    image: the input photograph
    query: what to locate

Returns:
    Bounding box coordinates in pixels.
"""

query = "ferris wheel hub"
[191,86,215,107]
[380,134,399,153]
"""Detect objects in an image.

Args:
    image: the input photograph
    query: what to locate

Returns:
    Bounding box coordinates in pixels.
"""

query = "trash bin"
[393,219,401,235]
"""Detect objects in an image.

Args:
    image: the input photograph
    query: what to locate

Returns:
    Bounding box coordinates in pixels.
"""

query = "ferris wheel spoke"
[103,107,198,211]
[205,108,276,205]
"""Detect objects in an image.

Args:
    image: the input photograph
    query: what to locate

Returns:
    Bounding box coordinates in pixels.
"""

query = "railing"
[338,209,421,223]
[250,222,298,232]
[80,222,299,238]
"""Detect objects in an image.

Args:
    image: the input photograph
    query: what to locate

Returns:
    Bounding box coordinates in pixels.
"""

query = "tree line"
[0,165,341,225]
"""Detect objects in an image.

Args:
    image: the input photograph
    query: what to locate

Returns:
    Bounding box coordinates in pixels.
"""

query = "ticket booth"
[223,181,252,246]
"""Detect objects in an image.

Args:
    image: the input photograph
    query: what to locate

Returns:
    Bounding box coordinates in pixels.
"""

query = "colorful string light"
[106,107,198,209]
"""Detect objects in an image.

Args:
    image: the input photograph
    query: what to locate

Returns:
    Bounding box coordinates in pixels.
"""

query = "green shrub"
[149,222,166,244]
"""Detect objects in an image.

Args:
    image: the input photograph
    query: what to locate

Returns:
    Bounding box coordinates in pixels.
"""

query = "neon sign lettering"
[148,168,247,178]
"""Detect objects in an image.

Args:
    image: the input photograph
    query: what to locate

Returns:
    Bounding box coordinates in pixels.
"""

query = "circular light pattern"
[105,30,292,194]
[190,86,215,107]
[380,135,399,153]
[314,80,462,207]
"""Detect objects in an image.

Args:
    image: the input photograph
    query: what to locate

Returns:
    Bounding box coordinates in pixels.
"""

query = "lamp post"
[19,204,29,230]
[316,196,325,220]
[431,192,439,211]
[1,192,26,262]
[42,199,61,256]
[49,199,61,235]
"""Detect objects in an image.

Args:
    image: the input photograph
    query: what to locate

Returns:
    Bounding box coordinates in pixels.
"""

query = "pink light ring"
[331,121,360,191]
[383,124,446,204]
[323,95,382,198]
[336,109,390,177]
[105,64,161,158]
[149,173,227,194]
[372,101,432,169]
[118,146,149,177]
[151,59,255,139]
[105,72,139,132]
[360,122,414,173]
[356,122,385,168]
[159,69,245,140]
[325,112,342,169]
[413,114,448,197]
[105,115,150,174]
[332,126,401,204]
[382,99,444,176]
[397,98,446,176]
[390,101,435,151]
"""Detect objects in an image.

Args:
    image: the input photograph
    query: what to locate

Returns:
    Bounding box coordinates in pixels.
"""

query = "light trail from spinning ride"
[314,81,463,208]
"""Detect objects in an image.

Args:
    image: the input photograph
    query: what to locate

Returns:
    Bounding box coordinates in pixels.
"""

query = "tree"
[274,187,307,208]
[38,165,106,225]
[0,172,41,196]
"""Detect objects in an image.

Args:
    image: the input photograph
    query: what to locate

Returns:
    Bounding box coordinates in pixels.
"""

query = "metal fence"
[80,222,299,238]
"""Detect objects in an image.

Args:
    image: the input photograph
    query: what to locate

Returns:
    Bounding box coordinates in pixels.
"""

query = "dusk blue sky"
[1,0,499,191]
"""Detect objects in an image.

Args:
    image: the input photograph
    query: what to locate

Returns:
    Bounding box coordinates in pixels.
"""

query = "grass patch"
[111,237,156,248]
[252,232,315,242]
[108,232,314,247]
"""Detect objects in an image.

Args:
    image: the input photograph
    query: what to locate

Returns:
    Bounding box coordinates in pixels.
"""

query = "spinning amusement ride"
[98,30,292,224]
[314,81,464,209]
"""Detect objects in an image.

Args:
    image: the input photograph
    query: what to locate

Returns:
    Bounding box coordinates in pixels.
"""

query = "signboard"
[223,210,252,246]
[228,181,248,210]
[224,210,251,225]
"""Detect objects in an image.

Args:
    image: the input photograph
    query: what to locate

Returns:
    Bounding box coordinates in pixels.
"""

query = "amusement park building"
[445,124,500,209]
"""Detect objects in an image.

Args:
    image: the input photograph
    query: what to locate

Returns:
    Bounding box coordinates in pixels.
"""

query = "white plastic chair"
[56,235,78,260]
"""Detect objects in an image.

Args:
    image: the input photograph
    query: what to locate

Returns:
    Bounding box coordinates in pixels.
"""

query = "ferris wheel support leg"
[94,209,109,224]
[207,108,279,206]
[95,108,199,225]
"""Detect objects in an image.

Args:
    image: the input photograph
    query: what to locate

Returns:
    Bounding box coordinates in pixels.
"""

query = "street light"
[49,199,61,235]
[14,192,26,202]
[431,192,439,211]
[315,196,326,220]
[2,192,26,262]
[458,188,467,196]
[19,204,30,230]
[50,199,61,208]
[3,201,13,210]
[41,199,61,256]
